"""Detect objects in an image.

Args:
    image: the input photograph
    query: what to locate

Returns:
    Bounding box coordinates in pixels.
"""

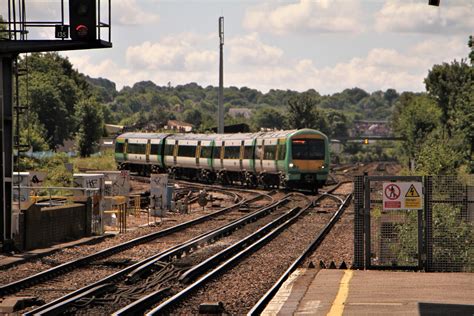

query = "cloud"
[65,34,469,95]
[114,0,160,26]
[228,33,283,66]
[375,0,474,33]
[243,0,363,35]
[125,33,216,71]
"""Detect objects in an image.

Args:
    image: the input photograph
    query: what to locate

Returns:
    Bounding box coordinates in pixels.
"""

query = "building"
[164,120,193,132]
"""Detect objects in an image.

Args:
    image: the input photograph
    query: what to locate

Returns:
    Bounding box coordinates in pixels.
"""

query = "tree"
[326,110,349,138]
[287,94,318,129]
[182,108,202,127]
[252,107,286,130]
[76,99,104,157]
[393,95,441,160]
[424,60,471,137]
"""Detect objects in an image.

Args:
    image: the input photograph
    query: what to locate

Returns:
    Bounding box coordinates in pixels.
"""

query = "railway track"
[22,183,353,315]
[22,195,301,315]
[0,191,271,309]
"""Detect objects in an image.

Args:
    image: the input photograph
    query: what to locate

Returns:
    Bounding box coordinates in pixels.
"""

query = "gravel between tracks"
[170,199,335,315]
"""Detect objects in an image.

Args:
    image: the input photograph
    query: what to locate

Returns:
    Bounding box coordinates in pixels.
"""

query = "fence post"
[353,175,365,269]
[364,173,371,269]
[424,176,433,272]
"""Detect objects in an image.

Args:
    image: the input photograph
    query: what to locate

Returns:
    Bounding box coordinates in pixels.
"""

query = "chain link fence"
[354,175,473,272]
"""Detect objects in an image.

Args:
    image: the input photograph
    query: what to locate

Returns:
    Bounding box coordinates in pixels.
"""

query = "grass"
[72,149,117,172]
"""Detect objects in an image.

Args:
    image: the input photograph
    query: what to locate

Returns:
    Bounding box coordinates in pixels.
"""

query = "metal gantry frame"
[1,0,112,252]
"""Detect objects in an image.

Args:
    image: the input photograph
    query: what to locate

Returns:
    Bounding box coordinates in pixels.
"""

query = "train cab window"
[127,143,146,154]
[200,146,212,159]
[224,146,241,159]
[115,142,124,153]
[177,145,196,157]
[164,144,174,156]
[292,139,325,160]
[277,144,286,160]
[150,144,161,155]
[264,145,276,160]
[243,146,254,159]
[213,146,222,159]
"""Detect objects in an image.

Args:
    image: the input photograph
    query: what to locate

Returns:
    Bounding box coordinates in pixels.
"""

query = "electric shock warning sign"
[383,182,423,210]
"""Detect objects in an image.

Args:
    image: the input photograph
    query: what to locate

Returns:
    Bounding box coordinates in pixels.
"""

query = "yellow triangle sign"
[405,184,420,197]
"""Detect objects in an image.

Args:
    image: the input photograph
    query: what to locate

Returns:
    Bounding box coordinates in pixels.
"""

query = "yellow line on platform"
[327,270,354,316]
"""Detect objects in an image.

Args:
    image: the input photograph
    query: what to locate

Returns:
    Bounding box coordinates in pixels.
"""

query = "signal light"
[69,0,96,41]
[363,138,369,145]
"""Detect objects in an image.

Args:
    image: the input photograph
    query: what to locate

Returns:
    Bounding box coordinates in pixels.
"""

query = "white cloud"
[65,33,469,95]
[375,0,474,33]
[228,33,283,66]
[114,0,160,26]
[125,33,216,71]
[243,0,364,35]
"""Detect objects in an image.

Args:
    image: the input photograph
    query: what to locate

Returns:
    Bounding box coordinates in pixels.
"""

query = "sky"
[3,0,473,94]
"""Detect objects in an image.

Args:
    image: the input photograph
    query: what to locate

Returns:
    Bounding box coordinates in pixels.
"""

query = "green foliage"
[392,94,441,159]
[287,93,319,129]
[252,107,286,130]
[415,135,462,175]
[39,154,73,188]
[76,99,105,157]
[424,60,472,138]
[72,149,116,171]
[395,205,473,271]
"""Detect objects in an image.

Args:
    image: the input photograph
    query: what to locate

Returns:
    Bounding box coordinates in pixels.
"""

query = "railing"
[0,0,111,42]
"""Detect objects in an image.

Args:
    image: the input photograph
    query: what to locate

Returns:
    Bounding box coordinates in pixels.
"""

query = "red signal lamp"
[76,24,89,37]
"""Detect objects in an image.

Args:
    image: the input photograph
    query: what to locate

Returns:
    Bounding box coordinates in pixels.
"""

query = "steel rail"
[113,204,303,315]
[0,193,263,297]
[247,192,353,315]
[24,195,287,315]
[143,199,315,315]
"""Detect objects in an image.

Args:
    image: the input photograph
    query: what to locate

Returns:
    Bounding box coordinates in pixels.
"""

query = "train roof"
[116,132,169,140]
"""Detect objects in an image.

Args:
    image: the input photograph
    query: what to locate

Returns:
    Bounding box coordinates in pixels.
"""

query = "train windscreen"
[291,139,325,160]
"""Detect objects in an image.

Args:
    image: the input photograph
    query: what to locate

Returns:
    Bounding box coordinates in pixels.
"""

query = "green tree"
[76,99,104,157]
[326,110,349,138]
[182,108,202,127]
[252,107,286,130]
[424,60,471,137]
[392,95,441,160]
[287,94,318,129]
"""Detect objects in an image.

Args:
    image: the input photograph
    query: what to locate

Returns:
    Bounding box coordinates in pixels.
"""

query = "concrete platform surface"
[263,269,474,315]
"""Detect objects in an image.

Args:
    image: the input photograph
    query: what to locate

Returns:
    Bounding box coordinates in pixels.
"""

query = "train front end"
[285,129,329,190]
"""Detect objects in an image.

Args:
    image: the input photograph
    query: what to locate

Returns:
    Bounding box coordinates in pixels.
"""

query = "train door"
[146,139,150,164]
[124,139,128,161]
[196,140,201,167]
[239,140,244,170]
[173,142,178,166]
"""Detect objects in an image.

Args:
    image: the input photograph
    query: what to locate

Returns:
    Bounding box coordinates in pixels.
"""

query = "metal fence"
[354,175,473,272]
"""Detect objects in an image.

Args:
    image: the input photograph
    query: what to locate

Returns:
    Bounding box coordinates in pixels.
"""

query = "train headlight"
[321,165,325,169]
[289,163,294,168]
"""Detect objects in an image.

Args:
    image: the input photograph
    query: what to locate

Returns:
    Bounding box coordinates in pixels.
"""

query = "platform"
[263,269,474,315]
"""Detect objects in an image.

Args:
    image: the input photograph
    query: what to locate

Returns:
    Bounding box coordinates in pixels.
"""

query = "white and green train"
[115,129,330,190]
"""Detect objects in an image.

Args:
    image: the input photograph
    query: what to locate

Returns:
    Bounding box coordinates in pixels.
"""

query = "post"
[1,55,15,251]
[218,16,224,134]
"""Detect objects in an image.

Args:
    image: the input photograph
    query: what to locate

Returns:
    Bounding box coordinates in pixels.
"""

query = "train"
[114,129,329,191]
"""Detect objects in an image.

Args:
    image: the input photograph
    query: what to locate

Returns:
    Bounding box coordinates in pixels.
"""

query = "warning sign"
[383,182,423,210]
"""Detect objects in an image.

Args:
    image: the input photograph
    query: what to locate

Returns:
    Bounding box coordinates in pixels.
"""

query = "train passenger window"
[164,144,174,156]
[277,144,286,160]
[213,146,222,159]
[224,146,241,159]
[243,146,254,159]
[150,144,161,155]
[115,142,124,153]
[292,139,325,160]
[201,146,212,159]
[127,143,146,154]
[177,145,196,157]
[264,145,276,160]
